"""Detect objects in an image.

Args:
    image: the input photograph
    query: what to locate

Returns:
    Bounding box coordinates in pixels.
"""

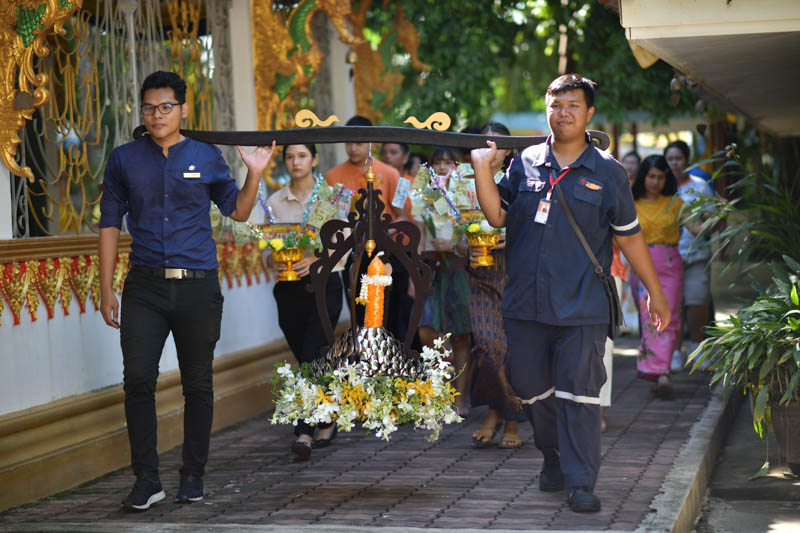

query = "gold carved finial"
[294,109,340,128]
[365,239,376,257]
[403,112,451,131]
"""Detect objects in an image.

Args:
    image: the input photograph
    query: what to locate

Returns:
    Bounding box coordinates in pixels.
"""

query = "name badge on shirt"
[534,198,551,224]
[183,164,200,179]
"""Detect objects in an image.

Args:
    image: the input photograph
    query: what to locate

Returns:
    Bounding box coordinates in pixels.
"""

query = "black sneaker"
[174,473,204,503]
[538,457,565,492]
[122,476,165,510]
[568,487,601,513]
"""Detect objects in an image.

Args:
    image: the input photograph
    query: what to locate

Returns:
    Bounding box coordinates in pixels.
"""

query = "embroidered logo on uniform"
[580,178,602,191]
[527,176,546,192]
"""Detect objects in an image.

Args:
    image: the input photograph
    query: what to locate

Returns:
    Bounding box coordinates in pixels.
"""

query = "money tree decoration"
[269,156,466,440]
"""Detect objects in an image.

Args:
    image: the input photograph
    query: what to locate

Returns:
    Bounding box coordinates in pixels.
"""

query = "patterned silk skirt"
[467,251,524,420]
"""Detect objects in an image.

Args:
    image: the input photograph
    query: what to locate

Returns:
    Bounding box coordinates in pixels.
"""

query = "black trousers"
[273,272,343,436]
[120,269,223,480]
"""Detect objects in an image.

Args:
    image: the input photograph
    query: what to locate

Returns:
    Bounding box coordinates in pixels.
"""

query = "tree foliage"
[367,0,696,127]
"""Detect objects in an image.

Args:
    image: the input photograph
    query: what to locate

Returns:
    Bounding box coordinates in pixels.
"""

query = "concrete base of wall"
[0,339,292,512]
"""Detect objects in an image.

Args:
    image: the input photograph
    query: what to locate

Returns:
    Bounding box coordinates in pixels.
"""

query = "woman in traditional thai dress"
[629,155,697,397]
[263,144,343,460]
[467,123,527,448]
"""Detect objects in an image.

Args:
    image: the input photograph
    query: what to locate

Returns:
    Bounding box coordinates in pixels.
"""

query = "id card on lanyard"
[535,167,571,224]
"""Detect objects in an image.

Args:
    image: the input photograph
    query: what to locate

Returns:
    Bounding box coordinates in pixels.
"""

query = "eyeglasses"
[141,102,181,115]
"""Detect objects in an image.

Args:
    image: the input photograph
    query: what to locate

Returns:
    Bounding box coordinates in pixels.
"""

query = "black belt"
[132,265,216,279]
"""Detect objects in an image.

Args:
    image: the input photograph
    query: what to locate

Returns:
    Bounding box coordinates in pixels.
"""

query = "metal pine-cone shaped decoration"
[312,327,425,380]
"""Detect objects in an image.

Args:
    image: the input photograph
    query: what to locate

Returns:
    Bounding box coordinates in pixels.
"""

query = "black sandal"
[312,423,337,448]
[291,440,312,461]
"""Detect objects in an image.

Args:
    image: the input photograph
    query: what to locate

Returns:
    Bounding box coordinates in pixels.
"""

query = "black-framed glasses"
[141,102,181,115]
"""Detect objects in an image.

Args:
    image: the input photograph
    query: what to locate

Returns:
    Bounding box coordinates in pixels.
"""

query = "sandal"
[498,420,523,449]
[498,432,522,449]
[472,421,502,448]
[655,375,673,399]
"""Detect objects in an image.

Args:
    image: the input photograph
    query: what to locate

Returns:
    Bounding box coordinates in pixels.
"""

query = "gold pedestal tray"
[466,232,500,267]
[273,247,305,281]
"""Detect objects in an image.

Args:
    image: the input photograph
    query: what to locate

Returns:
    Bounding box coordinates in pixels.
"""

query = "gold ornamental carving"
[251,0,363,188]
[0,242,267,327]
[294,109,340,128]
[0,0,82,182]
[403,112,452,131]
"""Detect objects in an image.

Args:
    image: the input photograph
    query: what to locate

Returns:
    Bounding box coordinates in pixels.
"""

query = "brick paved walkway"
[0,339,711,531]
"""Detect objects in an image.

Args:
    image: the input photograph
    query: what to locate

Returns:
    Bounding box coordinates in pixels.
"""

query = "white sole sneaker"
[127,490,165,510]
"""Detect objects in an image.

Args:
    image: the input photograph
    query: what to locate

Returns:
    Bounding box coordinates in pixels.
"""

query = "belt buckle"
[165,268,187,279]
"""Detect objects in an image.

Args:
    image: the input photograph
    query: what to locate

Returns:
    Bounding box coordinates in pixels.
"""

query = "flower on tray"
[269,334,463,441]
[250,224,321,252]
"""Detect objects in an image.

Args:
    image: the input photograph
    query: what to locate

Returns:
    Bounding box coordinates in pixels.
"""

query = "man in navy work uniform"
[472,74,670,513]
[99,71,276,510]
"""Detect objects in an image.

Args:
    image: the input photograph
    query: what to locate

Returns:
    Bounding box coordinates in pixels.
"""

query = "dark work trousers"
[273,272,343,436]
[503,319,607,490]
[120,268,223,481]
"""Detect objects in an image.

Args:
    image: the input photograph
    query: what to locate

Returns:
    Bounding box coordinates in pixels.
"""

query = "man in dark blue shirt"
[99,71,276,510]
[472,74,670,513]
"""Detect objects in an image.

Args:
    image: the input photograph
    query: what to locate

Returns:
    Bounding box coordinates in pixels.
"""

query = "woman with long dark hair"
[629,155,696,397]
[264,144,344,459]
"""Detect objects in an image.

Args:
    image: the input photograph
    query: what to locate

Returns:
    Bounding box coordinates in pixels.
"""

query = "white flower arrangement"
[270,334,463,441]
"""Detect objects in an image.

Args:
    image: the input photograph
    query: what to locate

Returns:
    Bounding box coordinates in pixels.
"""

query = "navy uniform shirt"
[497,135,640,325]
[99,136,239,270]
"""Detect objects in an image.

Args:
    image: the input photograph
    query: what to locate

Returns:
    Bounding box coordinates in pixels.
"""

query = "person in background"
[467,122,527,448]
[458,126,482,165]
[418,146,472,416]
[264,144,343,461]
[629,155,698,397]
[407,152,427,179]
[621,151,641,187]
[618,152,641,336]
[380,142,412,179]
[325,116,404,327]
[663,140,716,369]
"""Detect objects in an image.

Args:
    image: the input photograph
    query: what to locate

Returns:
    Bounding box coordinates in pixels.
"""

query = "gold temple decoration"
[294,109,340,128]
[404,112,452,131]
[0,0,82,182]
[349,0,429,124]
[0,244,265,327]
[251,0,362,188]
[166,0,211,131]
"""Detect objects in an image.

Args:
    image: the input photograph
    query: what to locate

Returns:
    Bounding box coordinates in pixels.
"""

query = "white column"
[0,164,13,239]
[229,0,256,134]
[327,20,356,166]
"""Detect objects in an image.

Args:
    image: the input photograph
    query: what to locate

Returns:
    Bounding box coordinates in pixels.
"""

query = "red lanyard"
[547,168,571,200]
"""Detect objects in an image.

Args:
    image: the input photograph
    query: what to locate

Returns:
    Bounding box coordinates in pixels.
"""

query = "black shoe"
[312,423,338,449]
[538,457,565,492]
[174,473,204,503]
[122,476,165,510]
[568,487,601,513]
[291,439,312,461]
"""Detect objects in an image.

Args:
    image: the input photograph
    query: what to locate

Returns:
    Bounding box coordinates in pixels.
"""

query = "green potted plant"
[684,144,800,476]
[688,257,800,475]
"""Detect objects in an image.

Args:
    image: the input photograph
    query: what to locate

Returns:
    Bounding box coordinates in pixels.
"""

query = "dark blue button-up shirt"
[99,136,239,270]
[498,135,640,325]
